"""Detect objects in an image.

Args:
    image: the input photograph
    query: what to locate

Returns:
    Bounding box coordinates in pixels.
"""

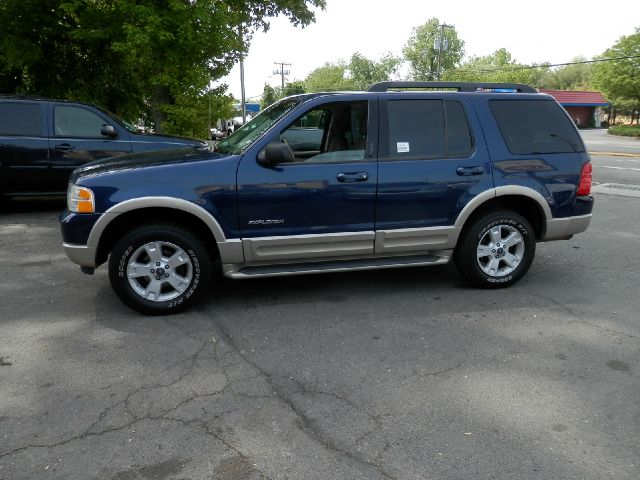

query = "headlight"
[67,184,95,213]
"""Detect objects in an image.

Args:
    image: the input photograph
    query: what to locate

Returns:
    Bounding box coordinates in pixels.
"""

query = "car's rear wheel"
[108,224,211,315]
[454,210,535,288]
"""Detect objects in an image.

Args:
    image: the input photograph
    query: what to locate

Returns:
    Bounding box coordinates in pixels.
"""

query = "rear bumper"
[542,214,592,241]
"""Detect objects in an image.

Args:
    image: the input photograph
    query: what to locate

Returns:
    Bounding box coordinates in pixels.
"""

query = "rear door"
[0,100,51,195]
[48,103,132,191]
[375,94,494,254]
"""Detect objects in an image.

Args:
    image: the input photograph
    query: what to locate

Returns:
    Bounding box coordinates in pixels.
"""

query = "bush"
[608,125,640,137]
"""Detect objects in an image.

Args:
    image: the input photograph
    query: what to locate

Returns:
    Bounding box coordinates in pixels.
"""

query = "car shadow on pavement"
[0,196,66,214]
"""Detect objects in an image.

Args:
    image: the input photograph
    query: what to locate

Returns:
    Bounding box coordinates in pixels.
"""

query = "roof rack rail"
[368,81,537,94]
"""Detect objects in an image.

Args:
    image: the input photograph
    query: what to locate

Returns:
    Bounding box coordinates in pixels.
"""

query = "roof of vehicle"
[0,94,105,109]
[368,81,538,93]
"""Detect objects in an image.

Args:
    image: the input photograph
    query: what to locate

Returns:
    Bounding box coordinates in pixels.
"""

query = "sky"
[217,0,639,100]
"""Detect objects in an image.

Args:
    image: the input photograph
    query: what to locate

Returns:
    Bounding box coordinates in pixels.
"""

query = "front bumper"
[59,210,104,267]
[63,243,98,267]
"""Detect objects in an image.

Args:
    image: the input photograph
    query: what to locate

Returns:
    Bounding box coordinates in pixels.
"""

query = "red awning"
[538,89,609,106]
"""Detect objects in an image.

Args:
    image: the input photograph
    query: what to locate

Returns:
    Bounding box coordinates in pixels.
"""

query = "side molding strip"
[86,197,228,249]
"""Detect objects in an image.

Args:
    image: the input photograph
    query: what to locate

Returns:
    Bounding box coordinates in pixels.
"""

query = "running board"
[223,253,450,279]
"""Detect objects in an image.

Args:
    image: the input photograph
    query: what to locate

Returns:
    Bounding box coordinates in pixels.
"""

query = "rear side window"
[388,100,445,158]
[0,102,42,136]
[54,105,106,138]
[490,99,585,154]
[446,100,473,157]
[386,99,473,159]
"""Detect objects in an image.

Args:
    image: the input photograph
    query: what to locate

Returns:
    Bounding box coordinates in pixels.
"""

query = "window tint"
[490,99,585,154]
[54,106,107,138]
[388,100,444,158]
[279,101,367,164]
[0,102,42,136]
[446,100,473,157]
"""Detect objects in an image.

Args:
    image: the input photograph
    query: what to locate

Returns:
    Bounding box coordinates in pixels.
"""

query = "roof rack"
[368,81,537,94]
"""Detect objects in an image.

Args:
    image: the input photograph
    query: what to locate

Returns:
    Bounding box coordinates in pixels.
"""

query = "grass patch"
[608,125,640,137]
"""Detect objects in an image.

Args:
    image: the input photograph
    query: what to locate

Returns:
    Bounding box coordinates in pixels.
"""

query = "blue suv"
[59,82,594,315]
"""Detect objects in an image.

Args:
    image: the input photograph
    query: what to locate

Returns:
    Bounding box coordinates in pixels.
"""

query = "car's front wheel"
[108,224,212,315]
[454,210,535,288]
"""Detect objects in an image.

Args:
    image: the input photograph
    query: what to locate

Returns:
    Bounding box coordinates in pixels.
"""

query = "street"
[0,130,639,480]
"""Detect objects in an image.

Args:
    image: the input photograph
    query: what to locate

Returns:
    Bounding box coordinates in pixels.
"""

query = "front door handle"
[456,166,484,176]
[54,143,75,152]
[337,172,369,183]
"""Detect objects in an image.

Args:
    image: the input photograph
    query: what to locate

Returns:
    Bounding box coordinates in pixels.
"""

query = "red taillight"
[577,162,592,196]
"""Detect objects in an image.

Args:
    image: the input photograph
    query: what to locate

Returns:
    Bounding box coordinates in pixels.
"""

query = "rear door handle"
[54,143,75,152]
[337,172,369,183]
[456,166,484,176]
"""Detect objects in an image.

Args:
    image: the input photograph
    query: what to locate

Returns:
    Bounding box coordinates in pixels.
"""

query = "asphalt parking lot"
[1,131,639,480]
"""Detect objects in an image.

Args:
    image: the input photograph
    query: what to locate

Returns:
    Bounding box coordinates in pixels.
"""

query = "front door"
[236,99,378,263]
[48,103,132,191]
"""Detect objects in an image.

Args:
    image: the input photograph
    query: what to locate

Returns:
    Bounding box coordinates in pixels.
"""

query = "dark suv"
[0,96,207,198]
[59,82,593,314]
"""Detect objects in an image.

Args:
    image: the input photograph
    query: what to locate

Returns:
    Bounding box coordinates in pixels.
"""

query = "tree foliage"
[347,52,401,90]
[403,18,464,81]
[261,83,278,108]
[538,57,593,90]
[304,53,400,92]
[592,28,640,112]
[304,62,354,92]
[0,0,325,137]
[444,48,547,85]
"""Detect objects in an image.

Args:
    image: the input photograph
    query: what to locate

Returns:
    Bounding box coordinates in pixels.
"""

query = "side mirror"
[257,141,295,167]
[101,124,118,138]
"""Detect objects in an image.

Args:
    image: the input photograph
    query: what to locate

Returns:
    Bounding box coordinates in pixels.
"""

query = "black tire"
[453,210,535,288]
[108,224,212,315]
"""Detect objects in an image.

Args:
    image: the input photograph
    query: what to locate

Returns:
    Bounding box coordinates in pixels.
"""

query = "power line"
[455,55,640,74]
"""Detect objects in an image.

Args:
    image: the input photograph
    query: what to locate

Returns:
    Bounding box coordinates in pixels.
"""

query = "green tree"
[261,83,278,108]
[592,29,640,122]
[444,48,546,85]
[347,52,401,90]
[283,80,306,97]
[304,62,355,92]
[0,0,325,135]
[542,57,593,90]
[403,18,464,81]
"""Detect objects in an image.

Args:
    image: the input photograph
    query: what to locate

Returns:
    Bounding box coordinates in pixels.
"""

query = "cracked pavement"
[1,189,639,479]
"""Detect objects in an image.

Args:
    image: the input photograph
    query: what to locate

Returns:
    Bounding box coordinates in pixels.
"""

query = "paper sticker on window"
[397,142,410,153]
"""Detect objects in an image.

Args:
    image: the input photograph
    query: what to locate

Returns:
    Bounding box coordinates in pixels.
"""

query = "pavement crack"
[209,320,399,480]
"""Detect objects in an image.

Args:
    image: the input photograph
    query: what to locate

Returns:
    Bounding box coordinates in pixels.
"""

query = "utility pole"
[239,27,247,124]
[273,61,291,97]
[435,23,452,81]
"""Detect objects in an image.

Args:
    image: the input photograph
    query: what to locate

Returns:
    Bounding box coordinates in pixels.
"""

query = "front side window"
[54,106,107,138]
[0,102,42,136]
[490,99,585,154]
[279,101,368,164]
[217,98,303,154]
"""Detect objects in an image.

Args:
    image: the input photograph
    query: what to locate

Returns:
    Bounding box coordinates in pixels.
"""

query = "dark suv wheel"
[454,210,535,288]
[108,224,212,315]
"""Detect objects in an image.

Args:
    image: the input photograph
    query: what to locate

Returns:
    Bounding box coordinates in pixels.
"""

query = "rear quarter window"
[0,102,42,136]
[490,99,585,154]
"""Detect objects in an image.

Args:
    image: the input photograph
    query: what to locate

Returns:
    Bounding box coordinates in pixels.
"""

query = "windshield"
[217,98,302,154]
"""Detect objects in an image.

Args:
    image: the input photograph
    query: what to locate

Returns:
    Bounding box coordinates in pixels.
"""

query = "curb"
[588,151,640,158]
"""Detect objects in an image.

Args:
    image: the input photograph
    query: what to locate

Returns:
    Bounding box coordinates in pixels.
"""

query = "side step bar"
[223,253,450,279]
